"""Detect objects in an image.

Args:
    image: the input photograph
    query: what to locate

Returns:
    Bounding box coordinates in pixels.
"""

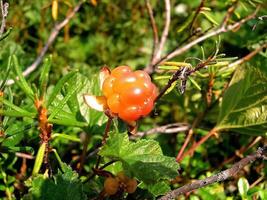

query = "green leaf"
[32,143,46,175]
[143,181,171,197]
[176,12,195,32]
[216,66,267,135]
[39,56,52,97]
[0,98,36,118]
[188,76,201,91]
[23,164,86,200]
[200,11,219,26]
[238,177,249,199]
[48,75,84,120]
[46,71,78,107]
[0,55,12,90]
[12,55,34,100]
[99,132,179,184]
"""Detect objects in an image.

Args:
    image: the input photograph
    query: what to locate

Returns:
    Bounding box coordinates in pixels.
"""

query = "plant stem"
[179,127,218,160]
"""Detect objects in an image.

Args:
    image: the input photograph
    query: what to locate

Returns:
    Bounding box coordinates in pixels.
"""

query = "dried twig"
[132,122,190,138]
[149,5,260,72]
[6,1,84,85]
[159,146,267,200]
[189,0,205,32]
[154,0,171,62]
[145,0,171,74]
[0,0,8,36]
[227,42,267,68]
[145,0,159,64]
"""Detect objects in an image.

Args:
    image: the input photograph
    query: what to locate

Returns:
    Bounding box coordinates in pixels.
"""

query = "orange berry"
[113,73,137,93]
[111,66,132,78]
[104,177,119,195]
[134,70,151,81]
[120,85,148,105]
[116,171,129,183]
[140,98,154,116]
[118,105,141,121]
[102,76,115,97]
[125,179,138,194]
[107,93,121,113]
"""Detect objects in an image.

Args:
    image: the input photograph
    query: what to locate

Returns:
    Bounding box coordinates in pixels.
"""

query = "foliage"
[0,0,266,199]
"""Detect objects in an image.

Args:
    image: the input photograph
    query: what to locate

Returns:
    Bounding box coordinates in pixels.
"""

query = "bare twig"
[150,6,260,71]
[0,0,8,36]
[145,0,171,74]
[154,0,171,61]
[156,55,215,102]
[159,146,267,200]
[15,152,35,160]
[132,122,190,138]
[180,127,218,160]
[189,0,205,32]
[145,0,159,64]
[227,42,267,68]
[176,111,205,162]
[6,1,84,85]
[220,136,262,166]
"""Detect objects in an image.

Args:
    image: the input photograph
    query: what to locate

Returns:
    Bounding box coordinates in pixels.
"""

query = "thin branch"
[145,0,159,64]
[132,122,190,138]
[0,0,8,36]
[145,0,171,74]
[6,1,84,85]
[227,42,267,68]
[159,146,267,200]
[189,0,205,32]
[151,6,260,70]
[220,136,262,166]
[155,55,215,102]
[180,127,217,160]
[154,0,171,61]
[15,152,34,160]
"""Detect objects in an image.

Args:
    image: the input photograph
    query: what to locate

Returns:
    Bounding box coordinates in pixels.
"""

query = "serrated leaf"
[216,66,267,135]
[48,72,107,128]
[46,71,78,107]
[99,132,179,184]
[23,164,86,200]
[48,74,84,120]
[144,181,171,197]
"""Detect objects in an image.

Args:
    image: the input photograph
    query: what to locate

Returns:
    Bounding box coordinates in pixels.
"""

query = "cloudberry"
[125,179,138,194]
[102,66,158,122]
[104,177,119,195]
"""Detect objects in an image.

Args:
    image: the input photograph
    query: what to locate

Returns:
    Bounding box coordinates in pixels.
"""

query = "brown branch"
[15,152,35,160]
[0,0,8,36]
[156,55,215,102]
[189,0,206,32]
[132,122,190,138]
[154,0,171,61]
[220,136,262,166]
[176,111,205,162]
[227,42,267,68]
[159,146,267,200]
[179,127,218,160]
[34,98,52,170]
[6,1,84,85]
[145,0,159,64]
[145,0,171,74]
[151,5,260,71]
